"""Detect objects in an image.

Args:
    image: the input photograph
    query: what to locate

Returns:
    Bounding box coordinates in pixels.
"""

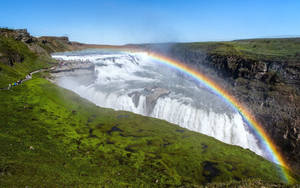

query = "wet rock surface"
[129,87,170,115]
[50,61,95,73]
[145,87,170,114]
[50,60,97,85]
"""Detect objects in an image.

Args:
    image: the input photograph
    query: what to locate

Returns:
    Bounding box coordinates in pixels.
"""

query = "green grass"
[0,36,54,88]
[177,38,300,61]
[36,37,72,54]
[0,76,298,187]
[0,33,299,186]
[204,178,295,188]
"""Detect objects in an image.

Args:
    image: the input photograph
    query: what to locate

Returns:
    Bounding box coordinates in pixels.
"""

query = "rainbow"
[140,51,292,183]
[85,47,293,182]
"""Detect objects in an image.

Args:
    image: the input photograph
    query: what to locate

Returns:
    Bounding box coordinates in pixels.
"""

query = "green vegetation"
[36,36,74,54]
[205,178,294,188]
[0,75,298,187]
[180,38,300,61]
[0,31,299,186]
[0,36,54,88]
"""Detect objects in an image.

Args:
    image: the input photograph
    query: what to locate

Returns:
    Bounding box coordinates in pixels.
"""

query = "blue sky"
[1,0,300,44]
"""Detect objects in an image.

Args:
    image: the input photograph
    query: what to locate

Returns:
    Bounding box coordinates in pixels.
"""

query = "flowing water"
[52,50,266,158]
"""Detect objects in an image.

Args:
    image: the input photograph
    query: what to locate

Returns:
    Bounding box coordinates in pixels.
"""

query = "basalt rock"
[128,91,142,108]
[199,55,299,173]
[145,87,170,115]
[128,87,170,114]
[0,46,25,66]
[0,29,34,44]
[145,45,300,173]
[49,60,96,85]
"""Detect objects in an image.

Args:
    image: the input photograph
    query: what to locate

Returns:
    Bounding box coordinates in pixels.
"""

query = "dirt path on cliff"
[0,66,56,90]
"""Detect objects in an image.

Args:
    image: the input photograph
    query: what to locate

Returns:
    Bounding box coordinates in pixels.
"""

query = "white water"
[52,50,266,158]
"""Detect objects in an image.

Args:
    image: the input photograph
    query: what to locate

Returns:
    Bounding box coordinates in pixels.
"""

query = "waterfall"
[52,50,266,158]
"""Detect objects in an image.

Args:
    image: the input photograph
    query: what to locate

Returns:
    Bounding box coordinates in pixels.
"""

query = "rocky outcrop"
[0,51,24,66]
[205,54,299,87]
[0,31,26,66]
[0,28,98,57]
[145,87,170,115]
[50,61,95,73]
[49,60,96,83]
[128,91,142,108]
[0,29,35,44]
[49,60,97,87]
[205,54,300,172]
[128,87,170,115]
[0,28,70,57]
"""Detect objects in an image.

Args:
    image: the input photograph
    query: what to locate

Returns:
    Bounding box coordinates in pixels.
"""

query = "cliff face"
[144,42,300,173]
[206,54,300,169]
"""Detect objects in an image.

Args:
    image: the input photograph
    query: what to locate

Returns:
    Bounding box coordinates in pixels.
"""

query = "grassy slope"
[0,35,299,186]
[0,36,54,88]
[36,37,74,54]
[180,38,300,61]
[0,75,298,187]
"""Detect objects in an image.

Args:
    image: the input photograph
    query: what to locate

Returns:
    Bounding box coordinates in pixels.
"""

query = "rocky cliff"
[142,41,300,173]
[0,28,87,56]
[205,53,300,171]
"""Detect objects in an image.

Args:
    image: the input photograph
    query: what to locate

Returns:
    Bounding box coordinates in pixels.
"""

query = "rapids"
[52,50,266,158]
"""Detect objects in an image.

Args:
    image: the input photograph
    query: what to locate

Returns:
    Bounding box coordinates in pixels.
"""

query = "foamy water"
[52,50,266,158]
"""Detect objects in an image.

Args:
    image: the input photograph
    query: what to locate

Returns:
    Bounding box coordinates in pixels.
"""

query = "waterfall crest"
[52,50,265,158]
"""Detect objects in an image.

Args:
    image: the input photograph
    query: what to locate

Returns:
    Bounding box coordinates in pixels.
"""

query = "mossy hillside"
[36,36,73,54]
[205,178,295,188]
[0,75,298,187]
[0,36,54,88]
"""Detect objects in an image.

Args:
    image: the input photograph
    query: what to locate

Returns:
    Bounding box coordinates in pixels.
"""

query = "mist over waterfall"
[52,50,266,158]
